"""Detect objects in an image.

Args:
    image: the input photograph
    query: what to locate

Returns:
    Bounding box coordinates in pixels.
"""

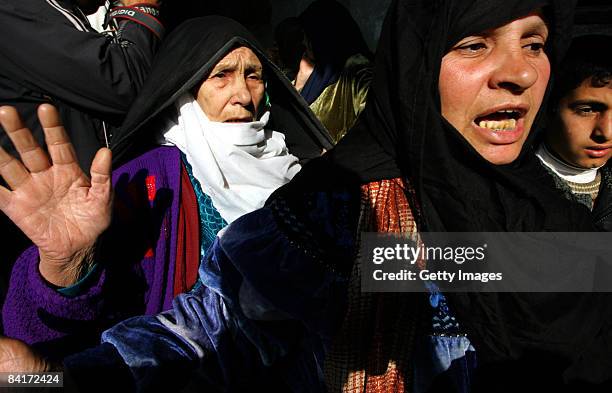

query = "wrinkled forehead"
[212,46,263,71]
[197,42,268,84]
[446,0,548,50]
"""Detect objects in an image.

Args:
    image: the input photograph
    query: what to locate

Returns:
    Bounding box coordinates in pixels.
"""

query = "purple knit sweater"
[2,146,182,346]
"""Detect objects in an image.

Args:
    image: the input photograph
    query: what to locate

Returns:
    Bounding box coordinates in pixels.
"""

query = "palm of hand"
[0,105,112,285]
[4,160,111,262]
[0,337,48,373]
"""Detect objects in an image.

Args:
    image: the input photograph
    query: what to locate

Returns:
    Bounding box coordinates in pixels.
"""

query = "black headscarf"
[111,16,333,167]
[299,0,372,69]
[314,0,594,233]
[274,0,612,385]
[297,0,373,105]
[573,0,612,38]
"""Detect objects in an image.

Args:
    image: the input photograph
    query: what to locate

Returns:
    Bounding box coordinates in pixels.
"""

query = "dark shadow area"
[100,169,173,319]
[160,0,273,36]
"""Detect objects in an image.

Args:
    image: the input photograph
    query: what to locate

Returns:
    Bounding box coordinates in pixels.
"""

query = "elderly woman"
[1,0,610,392]
[0,16,331,357]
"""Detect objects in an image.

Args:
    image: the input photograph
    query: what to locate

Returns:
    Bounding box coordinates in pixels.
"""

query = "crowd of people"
[0,0,610,392]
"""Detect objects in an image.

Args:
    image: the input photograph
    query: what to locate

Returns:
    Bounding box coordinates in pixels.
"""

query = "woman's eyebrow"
[245,62,263,73]
[208,67,233,78]
[210,61,262,74]
[523,20,549,37]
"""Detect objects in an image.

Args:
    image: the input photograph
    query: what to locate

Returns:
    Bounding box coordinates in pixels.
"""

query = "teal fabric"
[57,263,102,297]
[181,153,228,261]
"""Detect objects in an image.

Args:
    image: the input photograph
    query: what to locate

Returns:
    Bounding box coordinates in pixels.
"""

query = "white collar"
[536,143,601,184]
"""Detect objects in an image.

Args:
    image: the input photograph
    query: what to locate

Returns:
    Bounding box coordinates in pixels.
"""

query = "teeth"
[478,118,516,131]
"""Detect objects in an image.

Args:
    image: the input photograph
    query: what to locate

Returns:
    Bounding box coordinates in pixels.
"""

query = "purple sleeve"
[1,148,180,355]
[1,246,107,347]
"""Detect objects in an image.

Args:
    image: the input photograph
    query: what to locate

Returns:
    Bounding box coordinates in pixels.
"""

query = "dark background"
[161,0,393,52]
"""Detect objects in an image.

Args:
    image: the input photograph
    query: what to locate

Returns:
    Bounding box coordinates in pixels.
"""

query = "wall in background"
[162,0,392,52]
[264,0,391,51]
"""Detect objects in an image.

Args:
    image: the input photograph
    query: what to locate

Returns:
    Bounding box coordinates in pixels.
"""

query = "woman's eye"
[458,42,487,53]
[211,72,226,79]
[524,42,545,54]
[248,74,261,81]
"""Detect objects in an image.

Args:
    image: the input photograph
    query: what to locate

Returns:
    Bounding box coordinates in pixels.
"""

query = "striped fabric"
[325,178,425,393]
[45,0,90,31]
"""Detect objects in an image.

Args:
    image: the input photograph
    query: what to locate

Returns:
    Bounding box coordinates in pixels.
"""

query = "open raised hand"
[0,105,112,287]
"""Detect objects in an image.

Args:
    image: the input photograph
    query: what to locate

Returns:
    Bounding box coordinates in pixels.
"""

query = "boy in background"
[537,35,612,229]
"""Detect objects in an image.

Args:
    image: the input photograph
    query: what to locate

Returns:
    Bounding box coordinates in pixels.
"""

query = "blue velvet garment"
[87,186,358,392]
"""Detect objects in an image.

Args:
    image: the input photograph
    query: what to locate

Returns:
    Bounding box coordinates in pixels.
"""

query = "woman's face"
[439,14,550,164]
[196,46,265,123]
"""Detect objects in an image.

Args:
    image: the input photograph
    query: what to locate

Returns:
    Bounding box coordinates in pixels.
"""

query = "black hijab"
[110,16,333,167]
[274,0,612,385]
[299,0,372,68]
[298,0,373,105]
[309,0,594,233]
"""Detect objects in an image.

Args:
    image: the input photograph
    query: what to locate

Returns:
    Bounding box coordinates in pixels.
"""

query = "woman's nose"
[488,47,541,94]
[230,76,253,106]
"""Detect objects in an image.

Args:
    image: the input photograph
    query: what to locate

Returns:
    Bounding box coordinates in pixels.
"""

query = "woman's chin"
[479,146,523,165]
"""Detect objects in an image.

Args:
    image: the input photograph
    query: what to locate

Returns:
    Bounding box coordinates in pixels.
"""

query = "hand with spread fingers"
[0,104,112,287]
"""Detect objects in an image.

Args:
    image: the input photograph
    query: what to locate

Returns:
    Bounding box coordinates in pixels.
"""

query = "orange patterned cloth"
[361,178,417,234]
[324,178,426,393]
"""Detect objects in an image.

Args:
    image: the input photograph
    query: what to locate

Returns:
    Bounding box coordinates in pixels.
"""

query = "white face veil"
[163,93,301,224]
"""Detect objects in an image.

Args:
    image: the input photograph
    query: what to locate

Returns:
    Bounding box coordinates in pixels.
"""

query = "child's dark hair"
[551,35,612,107]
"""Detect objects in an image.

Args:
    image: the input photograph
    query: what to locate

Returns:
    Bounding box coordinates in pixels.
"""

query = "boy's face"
[548,78,612,168]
